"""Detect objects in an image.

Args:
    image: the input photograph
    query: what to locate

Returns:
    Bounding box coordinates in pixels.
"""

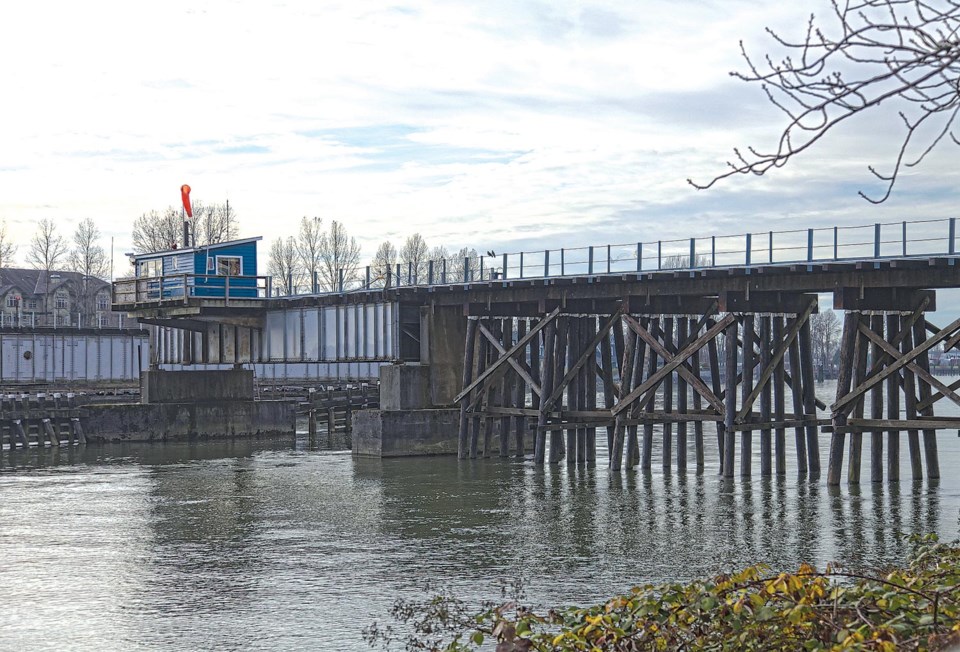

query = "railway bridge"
[113,218,960,485]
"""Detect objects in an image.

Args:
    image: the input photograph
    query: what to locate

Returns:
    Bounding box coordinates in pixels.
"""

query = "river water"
[3,380,960,650]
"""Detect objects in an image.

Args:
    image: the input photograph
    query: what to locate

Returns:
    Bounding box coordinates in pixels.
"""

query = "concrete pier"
[353,305,466,457]
[83,400,295,443]
[353,408,459,457]
[82,369,296,443]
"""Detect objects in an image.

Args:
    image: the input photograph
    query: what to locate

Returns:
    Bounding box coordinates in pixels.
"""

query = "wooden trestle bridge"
[448,254,960,485]
[111,217,960,484]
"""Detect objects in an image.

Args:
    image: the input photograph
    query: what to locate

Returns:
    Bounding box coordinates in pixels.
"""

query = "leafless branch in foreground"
[689,0,960,203]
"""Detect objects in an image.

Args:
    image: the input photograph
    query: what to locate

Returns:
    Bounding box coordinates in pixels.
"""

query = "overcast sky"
[1,0,957,276]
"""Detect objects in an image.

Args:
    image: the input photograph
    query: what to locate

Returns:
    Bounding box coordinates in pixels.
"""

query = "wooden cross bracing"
[826,301,955,484]
[454,287,954,483]
[455,296,823,477]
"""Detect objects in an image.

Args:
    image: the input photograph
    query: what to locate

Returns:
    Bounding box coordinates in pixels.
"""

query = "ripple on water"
[1,402,959,650]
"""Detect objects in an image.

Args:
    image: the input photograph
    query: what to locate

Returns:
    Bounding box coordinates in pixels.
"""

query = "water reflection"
[1,399,960,650]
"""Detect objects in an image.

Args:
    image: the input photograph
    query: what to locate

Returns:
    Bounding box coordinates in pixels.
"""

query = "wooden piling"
[758,316,772,476]
[626,318,646,468]
[690,317,705,473]
[534,321,556,464]
[471,321,488,459]
[901,324,922,479]
[13,420,26,448]
[482,321,501,457]
[564,318,579,463]
[885,313,900,481]
[499,318,514,458]
[513,319,528,457]
[578,317,590,464]
[662,316,674,472]
[870,314,884,482]
[827,311,859,485]
[43,419,59,447]
[676,317,688,472]
[600,321,616,460]
[529,318,542,454]
[912,316,940,479]
[848,315,868,484]
[723,317,738,478]
[613,316,626,388]
[584,316,597,464]
[787,318,808,474]
[551,318,569,464]
[610,321,637,471]
[641,317,658,470]
[740,315,755,477]
[798,316,820,475]
[708,322,725,472]
[71,419,86,445]
[772,317,787,475]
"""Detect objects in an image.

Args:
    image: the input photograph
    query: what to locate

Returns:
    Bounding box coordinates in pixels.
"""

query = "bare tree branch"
[27,218,67,272]
[399,233,430,283]
[295,216,324,291]
[371,241,397,288]
[267,236,300,295]
[69,218,109,280]
[132,209,182,253]
[318,220,361,291]
[690,0,960,202]
[0,219,18,268]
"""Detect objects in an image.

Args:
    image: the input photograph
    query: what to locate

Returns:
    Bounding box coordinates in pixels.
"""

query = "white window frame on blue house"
[138,259,161,278]
[216,256,242,276]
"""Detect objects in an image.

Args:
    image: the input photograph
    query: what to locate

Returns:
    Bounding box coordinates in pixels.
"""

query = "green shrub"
[366,535,960,651]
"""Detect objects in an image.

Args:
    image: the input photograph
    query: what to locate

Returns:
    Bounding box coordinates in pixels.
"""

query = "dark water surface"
[3,381,960,650]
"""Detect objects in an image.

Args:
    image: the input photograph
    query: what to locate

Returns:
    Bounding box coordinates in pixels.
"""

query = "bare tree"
[295,216,324,292]
[69,218,110,280]
[132,208,182,253]
[661,253,712,269]
[0,219,18,268]
[26,219,68,324]
[399,233,430,284]
[811,310,842,380]
[690,1,960,202]
[371,241,397,288]
[449,246,480,282]
[267,236,300,295]
[193,200,238,246]
[132,200,237,253]
[318,220,361,291]
[27,218,68,271]
[68,218,109,326]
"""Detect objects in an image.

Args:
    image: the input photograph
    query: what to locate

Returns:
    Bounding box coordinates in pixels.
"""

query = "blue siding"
[133,239,260,299]
[192,242,258,298]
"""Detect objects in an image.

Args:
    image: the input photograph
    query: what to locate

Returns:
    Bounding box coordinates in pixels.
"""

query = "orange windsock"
[181,184,193,218]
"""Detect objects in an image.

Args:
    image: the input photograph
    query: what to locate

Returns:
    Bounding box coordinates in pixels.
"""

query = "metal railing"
[294,217,958,296]
[115,219,960,301]
[112,274,271,305]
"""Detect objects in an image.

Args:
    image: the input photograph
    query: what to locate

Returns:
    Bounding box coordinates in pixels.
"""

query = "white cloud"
[0,0,955,276]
